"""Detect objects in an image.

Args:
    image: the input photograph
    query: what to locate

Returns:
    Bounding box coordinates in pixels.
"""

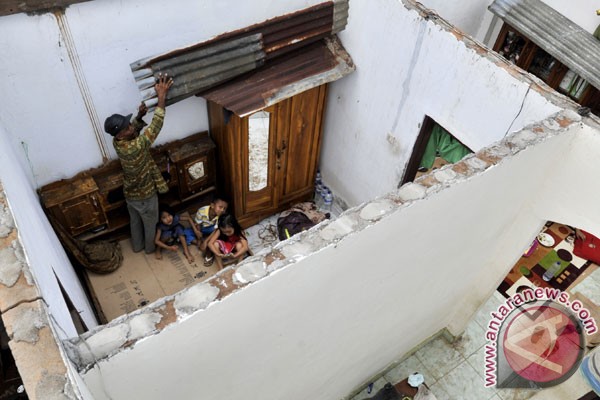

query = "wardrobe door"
[276,85,327,205]
[241,105,278,220]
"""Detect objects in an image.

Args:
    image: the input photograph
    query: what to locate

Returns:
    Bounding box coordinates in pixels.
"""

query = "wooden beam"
[0,0,91,16]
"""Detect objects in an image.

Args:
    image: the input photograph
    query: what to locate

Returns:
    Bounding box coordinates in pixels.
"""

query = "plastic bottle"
[321,185,329,199]
[315,182,323,198]
[543,261,561,281]
[323,190,333,212]
[314,172,323,200]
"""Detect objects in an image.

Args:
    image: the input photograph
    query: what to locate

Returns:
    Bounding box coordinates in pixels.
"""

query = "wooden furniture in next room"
[39,132,216,243]
[208,84,328,228]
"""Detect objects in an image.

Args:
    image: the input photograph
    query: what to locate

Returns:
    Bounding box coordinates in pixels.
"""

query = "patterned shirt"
[194,205,218,231]
[113,108,169,201]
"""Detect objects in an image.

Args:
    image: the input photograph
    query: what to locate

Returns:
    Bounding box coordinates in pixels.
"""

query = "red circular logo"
[503,305,583,383]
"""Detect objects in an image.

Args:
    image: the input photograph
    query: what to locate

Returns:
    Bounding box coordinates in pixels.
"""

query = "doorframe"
[400,116,436,186]
[401,116,472,186]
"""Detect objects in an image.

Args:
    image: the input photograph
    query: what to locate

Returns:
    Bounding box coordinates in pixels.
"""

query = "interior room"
[1,0,600,399]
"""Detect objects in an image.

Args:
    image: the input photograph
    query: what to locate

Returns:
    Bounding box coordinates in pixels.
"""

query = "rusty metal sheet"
[490,0,600,90]
[130,0,350,110]
[131,34,266,109]
[200,36,355,117]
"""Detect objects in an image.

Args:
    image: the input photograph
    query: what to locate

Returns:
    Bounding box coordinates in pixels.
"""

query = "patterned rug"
[498,222,593,297]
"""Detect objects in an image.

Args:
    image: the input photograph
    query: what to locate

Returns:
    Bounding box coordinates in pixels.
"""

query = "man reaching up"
[104,73,173,254]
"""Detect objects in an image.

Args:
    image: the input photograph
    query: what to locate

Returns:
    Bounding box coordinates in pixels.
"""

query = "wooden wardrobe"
[208,84,327,228]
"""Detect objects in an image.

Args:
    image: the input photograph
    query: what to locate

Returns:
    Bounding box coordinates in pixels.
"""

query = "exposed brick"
[213,269,241,300]
[3,301,70,400]
[155,301,177,331]
[556,116,573,128]
[415,174,438,188]
[264,249,286,266]
[0,229,17,247]
[0,272,39,313]
[476,150,503,165]
[451,162,470,175]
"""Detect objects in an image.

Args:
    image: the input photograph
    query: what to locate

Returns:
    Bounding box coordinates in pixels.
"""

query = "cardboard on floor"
[84,239,218,322]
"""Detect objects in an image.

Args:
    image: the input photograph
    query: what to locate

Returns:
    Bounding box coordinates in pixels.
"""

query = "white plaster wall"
[535,124,600,234]
[0,0,324,187]
[418,0,492,41]
[79,123,599,400]
[0,12,103,187]
[320,0,561,206]
[419,0,600,45]
[0,128,97,335]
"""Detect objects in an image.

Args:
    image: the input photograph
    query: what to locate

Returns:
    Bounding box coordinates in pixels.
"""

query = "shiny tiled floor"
[350,267,600,400]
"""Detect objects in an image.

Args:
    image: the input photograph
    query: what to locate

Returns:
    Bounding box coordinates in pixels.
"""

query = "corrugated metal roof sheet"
[489,0,600,90]
[200,36,355,117]
[131,0,350,111]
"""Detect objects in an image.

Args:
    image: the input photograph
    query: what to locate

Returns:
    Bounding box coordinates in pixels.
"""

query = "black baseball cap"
[104,113,133,136]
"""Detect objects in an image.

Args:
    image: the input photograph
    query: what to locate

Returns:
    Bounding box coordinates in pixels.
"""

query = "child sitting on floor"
[207,213,249,270]
[155,207,194,263]
[187,197,228,266]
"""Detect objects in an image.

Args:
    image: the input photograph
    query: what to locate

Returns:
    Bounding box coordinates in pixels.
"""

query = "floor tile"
[350,377,389,400]
[466,345,488,379]
[415,336,464,381]
[429,381,451,400]
[473,291,507,330]
[383,353,434,385]
[433,360,497,400]
[496,388,538,400]
[452,318,487,358]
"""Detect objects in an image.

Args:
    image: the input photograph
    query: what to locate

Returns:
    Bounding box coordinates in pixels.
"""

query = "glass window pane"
[528,48,556,82]
[559,70,588,101]
[248,111,270,192]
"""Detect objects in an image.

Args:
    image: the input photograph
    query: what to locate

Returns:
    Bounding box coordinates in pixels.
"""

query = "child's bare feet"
[185,253,194,263]
[155,250,162,260]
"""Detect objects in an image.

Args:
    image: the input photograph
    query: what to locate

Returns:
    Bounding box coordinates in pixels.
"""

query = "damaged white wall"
[320,0,562,206]
[0,0,325,187]
[75,113,600,400]
[0,128,96,334]
[416,0,600,45]
[0,0,328,354]
[416,0,494,41]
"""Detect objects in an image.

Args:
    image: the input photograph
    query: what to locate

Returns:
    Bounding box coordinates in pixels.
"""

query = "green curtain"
[419,124,472,169]
[594,23,600,40]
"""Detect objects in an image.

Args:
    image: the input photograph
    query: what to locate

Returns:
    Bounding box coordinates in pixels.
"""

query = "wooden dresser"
[39,132,216,242]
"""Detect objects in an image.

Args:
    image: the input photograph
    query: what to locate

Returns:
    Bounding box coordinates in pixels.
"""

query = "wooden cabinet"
[168,136,216,201]
[39,132,216,242]
[40,177,107,237]
[208,84,327,227]
[494,23,600,116]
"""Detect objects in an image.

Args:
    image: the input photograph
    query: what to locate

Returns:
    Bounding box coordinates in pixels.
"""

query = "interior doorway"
[401,116,473,185]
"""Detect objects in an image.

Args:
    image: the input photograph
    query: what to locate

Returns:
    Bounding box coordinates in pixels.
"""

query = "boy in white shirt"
[186,198,228,266]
